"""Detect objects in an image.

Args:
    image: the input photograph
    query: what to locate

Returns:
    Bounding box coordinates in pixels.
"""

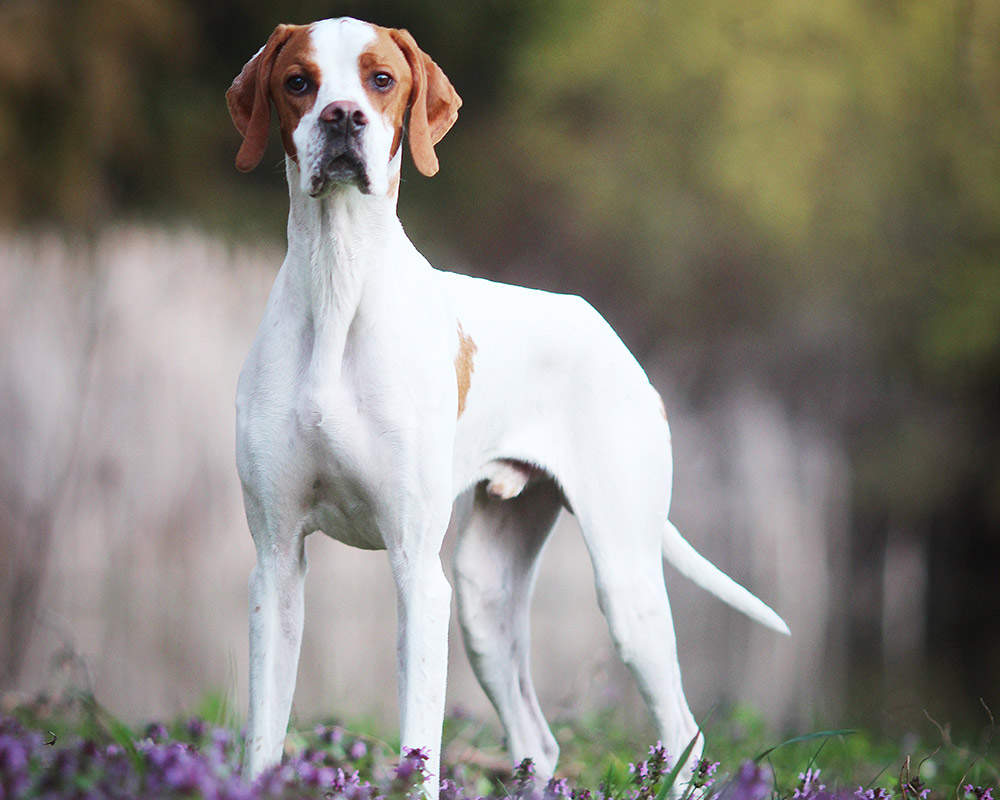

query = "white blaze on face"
[293,19,403,197]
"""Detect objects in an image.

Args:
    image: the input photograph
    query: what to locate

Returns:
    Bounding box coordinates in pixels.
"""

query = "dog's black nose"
[319,101,368,132]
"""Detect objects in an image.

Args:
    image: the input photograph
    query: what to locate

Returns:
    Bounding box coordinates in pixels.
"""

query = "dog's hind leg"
[575,496,703,780]
[453,477,563,778]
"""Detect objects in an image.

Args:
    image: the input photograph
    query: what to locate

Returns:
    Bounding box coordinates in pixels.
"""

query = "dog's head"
[227,18,461,198]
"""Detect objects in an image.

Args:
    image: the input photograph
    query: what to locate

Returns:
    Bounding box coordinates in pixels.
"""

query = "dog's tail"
[662,520,791,635]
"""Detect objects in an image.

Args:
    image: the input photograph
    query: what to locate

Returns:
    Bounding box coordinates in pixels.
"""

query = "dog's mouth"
[309,146,370,197]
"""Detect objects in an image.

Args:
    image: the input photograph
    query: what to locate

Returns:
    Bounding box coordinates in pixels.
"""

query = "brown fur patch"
[360,29,414,160]
[656,391,668,422]
[226,24,319,171]
[269,25,321,163]
[387,28,462,177]
[455,321,477,418]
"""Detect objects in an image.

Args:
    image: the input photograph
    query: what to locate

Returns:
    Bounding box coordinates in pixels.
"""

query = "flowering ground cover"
[0,695,995,800]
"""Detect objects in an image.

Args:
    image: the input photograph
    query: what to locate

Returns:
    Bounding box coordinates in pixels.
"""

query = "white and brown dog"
[227,17,789,793]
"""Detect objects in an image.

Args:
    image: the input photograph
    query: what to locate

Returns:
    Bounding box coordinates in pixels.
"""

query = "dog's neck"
[286,159,402,298]
[283,157,406,377]
[287,158,402,268]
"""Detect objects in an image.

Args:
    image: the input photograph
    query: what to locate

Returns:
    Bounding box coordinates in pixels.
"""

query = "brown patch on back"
[455,321,477,418]
[360,29,414,160]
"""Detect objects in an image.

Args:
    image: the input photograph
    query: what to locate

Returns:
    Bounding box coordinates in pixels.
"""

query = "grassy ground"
[1,691,997,800]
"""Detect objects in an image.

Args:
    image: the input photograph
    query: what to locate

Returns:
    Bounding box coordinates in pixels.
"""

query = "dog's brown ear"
[227,25,296,172]
[389,29,462,177]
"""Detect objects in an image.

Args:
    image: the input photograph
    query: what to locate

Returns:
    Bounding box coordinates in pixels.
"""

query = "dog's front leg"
[243,514,308,779]
[390,541,452,798]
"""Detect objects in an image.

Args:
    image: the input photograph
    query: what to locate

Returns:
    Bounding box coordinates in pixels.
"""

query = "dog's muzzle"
[309,101,371,196]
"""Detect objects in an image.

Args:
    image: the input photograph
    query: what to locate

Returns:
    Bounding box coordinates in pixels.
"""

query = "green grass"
[2,692,997,800]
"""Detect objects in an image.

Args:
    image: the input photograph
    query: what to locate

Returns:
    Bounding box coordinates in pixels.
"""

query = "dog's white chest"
[237,333,389,551]
[294,384,387,550]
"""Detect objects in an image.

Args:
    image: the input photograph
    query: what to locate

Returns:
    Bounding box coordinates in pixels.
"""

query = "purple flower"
[344,777,378,800]
[0,731,32,797]
[692,759,721,789]
[647,741,671,775]
[794,768,826,799]
[516,758,536,780]
[252,761,290,796]
[441,777,466,800]
[349,738,369,760]
[629,740,672,799]
[0,733,30,775]
[395,748,429,784]
[317,724,344,745]
[297,758,338,788]
[901,776,930,800]
[212,727,233,748]
[144,721,169,742]
[856,788,892,800]
[329,766,352,792]
[513,758,541,800]
[394,764,419,784]
[404,746,429,763]
[630,761,650,780]
[186,717,209,741]
[719,761,773,800]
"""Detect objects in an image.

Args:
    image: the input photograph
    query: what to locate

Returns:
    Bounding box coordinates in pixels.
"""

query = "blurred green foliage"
[1,0,998,727]
[423,4,1000,689]
[0,0,550,232]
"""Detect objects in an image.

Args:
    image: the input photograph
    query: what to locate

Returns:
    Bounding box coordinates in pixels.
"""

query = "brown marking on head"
[455,321,477,418]
[358,29,414,161]
[387,28,462,177]
[656,391,668,422]
[269,28,323,165]
[228,20,461,179]
[226,24,319,171]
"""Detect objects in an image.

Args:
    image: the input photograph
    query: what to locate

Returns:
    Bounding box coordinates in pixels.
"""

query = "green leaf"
[655,730,702,800]
[754,730,859,763]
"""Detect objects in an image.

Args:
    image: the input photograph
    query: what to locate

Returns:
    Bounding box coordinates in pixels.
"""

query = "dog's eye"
[286,75,310,94]
[372,72,394,90]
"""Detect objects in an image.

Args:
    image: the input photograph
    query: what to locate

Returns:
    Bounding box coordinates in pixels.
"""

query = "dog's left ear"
[227,25,297,172]
[389,29,462,177]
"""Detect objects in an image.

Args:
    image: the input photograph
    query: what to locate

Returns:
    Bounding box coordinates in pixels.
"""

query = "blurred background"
[1,0,998,749]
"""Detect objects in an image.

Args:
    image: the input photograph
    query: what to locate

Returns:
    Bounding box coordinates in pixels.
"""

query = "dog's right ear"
[227,25,295,172]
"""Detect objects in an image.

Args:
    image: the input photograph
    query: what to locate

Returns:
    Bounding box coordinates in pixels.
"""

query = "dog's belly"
[306,481,383,550]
